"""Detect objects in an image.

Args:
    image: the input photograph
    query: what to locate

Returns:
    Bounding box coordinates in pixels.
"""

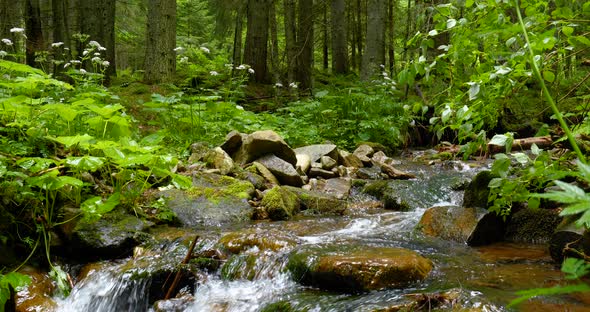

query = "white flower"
[289,82,298,89]
[173,46,184,52]
[94,52,101,56]
[209,70,219,76]
[224,63,233,68]
[91,56,102,63]
[70,60,81,64]
[235,105,244,110]
[0,51,6,58]
[83,50,89,56]
[51,42,64,48]
[98,46,106,51]
[79,69,87,74]
[88,41,101,48]
[236,64,246,70]
[200,46,210,53]
[64,62,70,68]
[275,82,283,88]
[248,68,255,74]
[2,38,13,46]
[102,61,110,67]
[10,27,25,33]
[179,56,189,63]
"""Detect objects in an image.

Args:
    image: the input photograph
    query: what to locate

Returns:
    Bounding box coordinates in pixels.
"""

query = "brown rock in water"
[232,130,297,166]
[418,205,492,244]
[288,245,432,292]
[15,267,57,312]
[255,154,303,187]
[219,228,299,254]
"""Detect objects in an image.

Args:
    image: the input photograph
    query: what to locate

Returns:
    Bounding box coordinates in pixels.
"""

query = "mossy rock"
[219,228,299,254]
[504,208,562,243]
[261,186,301,220]
[190,172,255,200]
[283,186,347,215]
[287,244,432,292]
[260,301,298,312]
[463,170,498,209]
[417,205,495,244]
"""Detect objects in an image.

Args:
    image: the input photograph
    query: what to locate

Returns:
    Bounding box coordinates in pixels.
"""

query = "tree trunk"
[0,0,24,62]
[269,1,280,83]
[331,0,347,74]
[80,0,117,81]
[144,0,176,84]
[387,0,395,76]
[356,0,363,73]
[284,0,297,86]
[361,0,386,80]
[296,0,313,92]
[349,6,356,70]
[25,0,44,66]
[243,0,270,83]
[232,3,245,67]
[52,0,71,74]
[322,3,328,70]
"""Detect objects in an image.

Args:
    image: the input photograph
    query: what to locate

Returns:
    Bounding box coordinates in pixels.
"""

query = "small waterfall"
[56,267,150,312]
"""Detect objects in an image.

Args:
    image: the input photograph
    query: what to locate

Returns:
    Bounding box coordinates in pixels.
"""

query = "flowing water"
[55,159,590,312]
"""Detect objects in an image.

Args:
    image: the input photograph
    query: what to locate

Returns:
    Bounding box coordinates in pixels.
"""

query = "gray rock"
[356,167,384,179]
[353,144,375,165]
[316,178,352,199]
[252,162,280,186]
[296,154,311,174]
[293,144,338,163]
[203,147,234,175]
[320,156,337,170]
[232,130,297,166]
[220,130,245,155]
[309,167,337,179]
[338,149,364,168]
[284,186,347,215]
[188,142,210,164]
[256,154,303,187]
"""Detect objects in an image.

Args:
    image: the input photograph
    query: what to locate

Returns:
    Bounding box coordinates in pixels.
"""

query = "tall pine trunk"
[269,1,280,83]
[1,0,24,62]
[244,0,270,83]
[361,0,385,80]
[144,0,176,84]
[25,0,44,66]
[331,0,347,74]
[284,0,297,86]
[387,0,395,76]
[322,3,328,70]
[80,0,117,81]
[232,3,245,67]
[296,0,313,92]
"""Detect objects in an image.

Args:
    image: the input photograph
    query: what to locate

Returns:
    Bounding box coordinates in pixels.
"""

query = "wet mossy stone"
[67,210,153,260]
[287,244,433,292]
[504,208,562,243]
[283,186,347,215]
[261,186,301,220]
[260,301,296,312]
[463,170,498,209]
[417,205,489,243]
[219,228,299,254]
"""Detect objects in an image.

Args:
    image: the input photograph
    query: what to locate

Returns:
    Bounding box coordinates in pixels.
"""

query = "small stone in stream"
[379,162,416,180]
[256,154,304,187]
[338,149,364,168]
[353,144,375,165]
[309,167,337,179]
[320,156,337,170]
[296,154,311,174]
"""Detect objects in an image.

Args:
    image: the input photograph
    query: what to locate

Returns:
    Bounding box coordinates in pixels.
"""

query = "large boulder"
[504,208,562,243]
[231,130,297,166]
[255,154,303,187]
[417,205,504,245]
[64,210,153,260]
[219,130,246,155]
[203,147,234,175]
[219,228,299,254]
[293,144,338,163]
[287,245,433,292]
[15,267,57,312]
[284,186,348,215]
[162,174,255,228]
[260,186,301,220]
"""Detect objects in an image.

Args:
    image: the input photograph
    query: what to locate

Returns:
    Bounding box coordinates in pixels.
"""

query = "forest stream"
[43,154,590,312]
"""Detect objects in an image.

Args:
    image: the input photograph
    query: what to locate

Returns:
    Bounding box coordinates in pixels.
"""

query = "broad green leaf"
[0,60,46,76]
[527,197,540,210]
[468,83,480,101]
[87,104,125,118]
[16,157,56,173]
[446,19,457,29]
[531,143,541,156]
[489,134,508,146]
[543,71,555,83]
[64,156,105,171]
[441,106,452,123]
[491,157,511,178]
[71,98,96,107]
[49,134,94,148]
[44,104,80,122]
[81,192,120,219]
[562,26,574,37]
[511,152,530,165]
[488,178,503,188]
[171,174,192,190]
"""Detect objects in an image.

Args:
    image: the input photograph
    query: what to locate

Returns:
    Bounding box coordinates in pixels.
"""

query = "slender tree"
[296,0,314,91]
[232,2,245,67]
[243,0,270,83]
[25,0,44,66]
[284,0,297,86]
[80,0,117,79]
[361,0,386,80]
[1,0,24,62]
[322,3,329,70]
[144,0,176,84]
[331,0,348,74]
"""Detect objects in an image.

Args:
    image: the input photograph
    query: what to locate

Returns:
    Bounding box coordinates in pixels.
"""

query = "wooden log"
[488,136,553,154]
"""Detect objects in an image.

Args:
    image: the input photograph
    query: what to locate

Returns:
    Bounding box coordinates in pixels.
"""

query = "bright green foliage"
[0,272,31,312]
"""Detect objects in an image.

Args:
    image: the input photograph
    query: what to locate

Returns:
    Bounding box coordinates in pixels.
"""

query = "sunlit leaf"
[64,156,105,171]
[543,71,555,83]
[468,83,480,101]
[49,134,94,148]
[446,19,457,29]
[489,134,508,146]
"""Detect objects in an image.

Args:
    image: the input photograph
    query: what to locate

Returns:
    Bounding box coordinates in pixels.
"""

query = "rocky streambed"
[12,130,590,311]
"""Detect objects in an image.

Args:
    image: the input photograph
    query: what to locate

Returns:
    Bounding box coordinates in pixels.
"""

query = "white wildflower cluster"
[200,46,210,53]
[0,50,7,58]
[174,46,184,52]
[380,67,397,90]
[10,27,25,34]
[179,56,189,64]
[289,82,298,89]
[88,40,106,51]
[2,38,13,46]
[235,64,254,74]
[274,82,283,88]
[209,70,219,76]
[51,42,64,48]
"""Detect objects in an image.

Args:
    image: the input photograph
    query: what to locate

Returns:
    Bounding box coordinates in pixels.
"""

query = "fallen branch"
[487,135,553,154]
[164,234,199,300]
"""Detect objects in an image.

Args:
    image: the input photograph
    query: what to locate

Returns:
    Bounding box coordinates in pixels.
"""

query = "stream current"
[55,159,590,312]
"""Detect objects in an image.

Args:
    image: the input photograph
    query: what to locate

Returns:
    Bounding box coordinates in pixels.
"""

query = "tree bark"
[0,0,24,62]
[232,3,245,68]
[243,0,270,83]
[269,1,280,83]
[387,0,395,76]
[25,0,44,66]
[322,3,328,70]
[144,0,176,84]
[361,0,386,80]
[331,0,348,74]
[349,5,356,70]
[296,0,313,92]
[80,0,117,80]
[355,0,363,72]
[284,0,297,86]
